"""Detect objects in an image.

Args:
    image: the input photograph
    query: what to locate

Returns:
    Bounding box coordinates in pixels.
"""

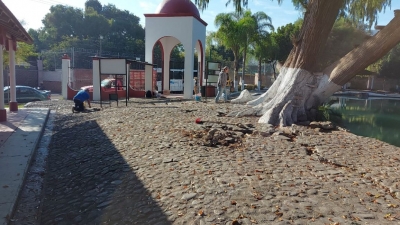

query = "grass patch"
[4,103,25,109]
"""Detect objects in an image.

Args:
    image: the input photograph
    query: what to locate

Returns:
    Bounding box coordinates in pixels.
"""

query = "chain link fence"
[40,47,145,70]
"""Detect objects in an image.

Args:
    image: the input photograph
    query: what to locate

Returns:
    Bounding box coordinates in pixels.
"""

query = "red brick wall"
[71,69,92,90]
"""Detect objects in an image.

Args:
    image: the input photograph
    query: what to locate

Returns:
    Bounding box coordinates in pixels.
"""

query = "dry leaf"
[198,209,205,216]
[384,214,391,219]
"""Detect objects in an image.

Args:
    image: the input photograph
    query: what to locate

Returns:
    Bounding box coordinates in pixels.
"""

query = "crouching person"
[72,88,91,112]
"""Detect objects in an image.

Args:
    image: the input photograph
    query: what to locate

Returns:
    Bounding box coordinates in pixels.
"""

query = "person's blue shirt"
[73,90,90,102]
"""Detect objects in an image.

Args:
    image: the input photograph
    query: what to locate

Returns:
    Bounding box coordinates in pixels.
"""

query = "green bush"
[316,104,342,123]
[245,84,256,90]
[237,84,257,91]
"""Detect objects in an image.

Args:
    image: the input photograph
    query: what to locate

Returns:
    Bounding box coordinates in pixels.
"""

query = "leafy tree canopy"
[378,43,400,78]
[30,0,146,69]
[195,0,391,28]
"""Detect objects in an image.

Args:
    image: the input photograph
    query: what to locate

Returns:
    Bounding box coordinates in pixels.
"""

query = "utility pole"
[99,35,103,57]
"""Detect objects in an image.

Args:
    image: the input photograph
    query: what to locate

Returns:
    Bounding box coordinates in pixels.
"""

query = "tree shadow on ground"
[40,118,171,225]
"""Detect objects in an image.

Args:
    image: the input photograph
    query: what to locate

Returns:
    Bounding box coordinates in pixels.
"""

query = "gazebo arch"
[144,0,207,99]
[0,1,33,121]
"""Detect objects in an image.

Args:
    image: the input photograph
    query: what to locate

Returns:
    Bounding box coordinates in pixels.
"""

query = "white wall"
[43,69,62,82]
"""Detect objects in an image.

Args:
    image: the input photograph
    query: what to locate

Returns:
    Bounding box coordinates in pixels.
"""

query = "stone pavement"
[0,108,50,225]
[18,99,400,225]
[0,98,399,225]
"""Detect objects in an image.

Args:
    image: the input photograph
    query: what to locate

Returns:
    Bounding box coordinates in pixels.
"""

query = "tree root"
[279,100,294,127]
[228,67,320,126]
[230,89,255,104]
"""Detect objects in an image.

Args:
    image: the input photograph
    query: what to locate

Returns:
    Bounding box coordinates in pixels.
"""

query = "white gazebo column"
[144,36,156,92]
[144,64,153,92]
[163,52,170,92]
[0,42,6,121]
[61,54,70,99]
[8,39,17,112]
[183,43,194,99]
[92,58,100,101]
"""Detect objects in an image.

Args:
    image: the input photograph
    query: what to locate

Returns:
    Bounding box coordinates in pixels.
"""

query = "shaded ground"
[12,98,400,224]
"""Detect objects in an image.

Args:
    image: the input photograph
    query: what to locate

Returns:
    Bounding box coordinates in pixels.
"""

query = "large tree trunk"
[230,1,400,126]
[257,59,262,89]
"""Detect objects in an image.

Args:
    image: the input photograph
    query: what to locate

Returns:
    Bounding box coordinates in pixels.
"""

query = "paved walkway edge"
[0,108,50,225]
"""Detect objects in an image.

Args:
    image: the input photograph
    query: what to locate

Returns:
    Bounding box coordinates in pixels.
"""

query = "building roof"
[0,1,33,44]
[145,0,207,26]
[155,0,200,17]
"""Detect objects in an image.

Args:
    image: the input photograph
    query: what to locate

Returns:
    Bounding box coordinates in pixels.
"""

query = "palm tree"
[237,10,257,90]
[246,11,274,89]
[214,12,243,88]
[251,34,277,87]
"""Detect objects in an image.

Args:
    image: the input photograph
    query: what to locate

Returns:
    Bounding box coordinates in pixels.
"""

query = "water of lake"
[329,97,400,147]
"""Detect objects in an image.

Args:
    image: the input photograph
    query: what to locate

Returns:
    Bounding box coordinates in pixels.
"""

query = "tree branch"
[326,10,400,86]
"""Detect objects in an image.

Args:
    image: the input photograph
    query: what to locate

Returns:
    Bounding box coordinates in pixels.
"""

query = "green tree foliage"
[379,44,400,78]
[85,0,102,13]
[270,21,301,62]
[82,7,110,39]
[42,5,84,42]
[17,42,39,65]
[2,42,38,67]
[315,18,370,71]
[30,0,145,69]
[214,12,245,80]
[195,0,391,28]
[240,10,274,89]
[246,11,274,83]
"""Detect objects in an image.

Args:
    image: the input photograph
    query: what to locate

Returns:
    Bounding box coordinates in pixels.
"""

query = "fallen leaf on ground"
[198,209,205,216]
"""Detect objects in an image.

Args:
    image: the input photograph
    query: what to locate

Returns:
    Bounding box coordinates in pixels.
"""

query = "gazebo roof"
[0,1,33,44]
[155,0,200,18]
[145,0,207,26]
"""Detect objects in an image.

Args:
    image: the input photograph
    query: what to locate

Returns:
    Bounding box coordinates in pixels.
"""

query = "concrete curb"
[0,108,50,225]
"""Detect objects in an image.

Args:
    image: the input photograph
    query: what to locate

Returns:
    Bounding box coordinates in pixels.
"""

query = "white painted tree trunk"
[229,67,340,126]
[229,8,400,127]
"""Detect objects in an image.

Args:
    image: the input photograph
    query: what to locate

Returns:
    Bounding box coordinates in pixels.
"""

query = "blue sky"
[4,0,400,32]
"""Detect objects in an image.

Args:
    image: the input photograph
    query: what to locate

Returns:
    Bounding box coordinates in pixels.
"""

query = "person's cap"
[223,66,228,70]
[84,88,90,92]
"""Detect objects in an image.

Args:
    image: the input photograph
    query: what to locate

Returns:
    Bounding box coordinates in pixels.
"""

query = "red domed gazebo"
[144,0,207,99]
